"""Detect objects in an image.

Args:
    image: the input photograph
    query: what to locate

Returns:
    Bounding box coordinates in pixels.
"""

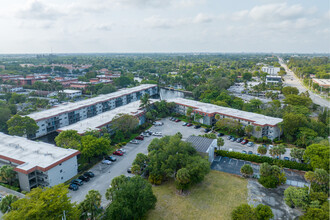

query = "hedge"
[0,183,21,192]
[215,150,312,171]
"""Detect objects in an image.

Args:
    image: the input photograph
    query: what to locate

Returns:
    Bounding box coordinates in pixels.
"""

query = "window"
[59,163,62,166]
[60,169,62,173]
[61,177,63,180]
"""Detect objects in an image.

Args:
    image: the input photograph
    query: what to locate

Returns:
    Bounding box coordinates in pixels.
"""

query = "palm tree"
[215,114,221,121]
[79,190,102,220]
[244,125,253,138]
[217,137,224,150]
[0,195,19,213]
[0,165,16,186]
[255,126,261,137]
[140,93,151,110]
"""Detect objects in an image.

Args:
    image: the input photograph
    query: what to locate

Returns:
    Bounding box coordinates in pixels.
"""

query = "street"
[279,57,329,108]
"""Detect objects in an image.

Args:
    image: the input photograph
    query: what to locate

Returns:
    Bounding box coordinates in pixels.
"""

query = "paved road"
[279,57,329,108]
[69,118,205,207]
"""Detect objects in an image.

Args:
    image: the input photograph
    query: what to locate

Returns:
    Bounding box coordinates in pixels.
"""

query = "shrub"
[255,204,274,220]
[258,176,279,188]
[215,150,312,171]
[257,137,263,143]
[240,164,253,178]
[231,204,256,220]
[257,146,267,155]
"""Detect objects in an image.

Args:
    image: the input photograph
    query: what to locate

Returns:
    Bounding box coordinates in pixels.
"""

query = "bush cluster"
[0,183,20,192]
[215,150,312,171]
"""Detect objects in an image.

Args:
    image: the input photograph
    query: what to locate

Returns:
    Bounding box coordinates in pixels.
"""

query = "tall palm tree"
[140,93,151,110]
[0,195,19,213]
[79,190,102,220]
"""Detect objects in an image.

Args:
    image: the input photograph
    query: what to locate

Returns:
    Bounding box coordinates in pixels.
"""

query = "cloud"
[17,0,63,20]
[194,13,213,23]
[144,16,174,29]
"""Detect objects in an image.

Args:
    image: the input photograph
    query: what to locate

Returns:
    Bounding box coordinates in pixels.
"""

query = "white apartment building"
[0,133,79,192]
[62,89,82,99]
[57,100,156,135]
[169,98,283,140]
[261,66,280,75]
[266,75,282,84]
[28,84,158,138]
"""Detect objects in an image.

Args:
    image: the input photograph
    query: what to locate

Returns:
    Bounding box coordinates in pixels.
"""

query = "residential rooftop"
[169,98,283,126]
[0,133,79,173]
[186,136,214,153]
[28,84,157,121]
[57,100,156,134]
[62,89,82,94]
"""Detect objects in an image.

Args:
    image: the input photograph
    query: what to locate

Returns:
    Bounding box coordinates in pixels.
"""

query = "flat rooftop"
[62,89,82,94]
[312,79,330,87]
[28,84,157,121]
[58,100,156,134]
[169,98,283,126]
[0,133,79,173]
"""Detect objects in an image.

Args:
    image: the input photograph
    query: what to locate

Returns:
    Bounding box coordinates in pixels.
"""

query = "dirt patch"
[247,180,302,220]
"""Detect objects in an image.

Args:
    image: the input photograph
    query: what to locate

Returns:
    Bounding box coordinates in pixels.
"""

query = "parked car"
[78,175,90,182]
[217,133,224,137]
[127,167,132,173]
[84,171,95,178]
[204,128,211,133]
[236,138,243,143]
[175,119,181,122]
[119,148,126,153]
[113,151,123,156]
[153,121,163,126]
[248,151,253,155]
[194,124,201,129]
[257,153,261,156]
[242,150,247,154]
[230,137,237,142]
[247,142,254,147]
[135,136,144,140]
[284,157,290,161]
[69,183,79,191]
[228,148,233,152]
[141,132,150,137]
[105,156,117,161]
[145,130,153,135]
[227,135,233,140]
[187,123,193,127]
[241,139,248,145]
[170,117,175,121]
[102,160,112,165]
[130,140,140,144]
[153,132,162,136]
[71,179,83,186]
[268,145,274,149]
[182,122,188,126]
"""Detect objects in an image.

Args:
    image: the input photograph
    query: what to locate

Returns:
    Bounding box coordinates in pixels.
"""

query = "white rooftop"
[169,98,283,126]
[0,133,79,172]
[58,100,156,134]
[62,89,82,94]
[28,84,156,121]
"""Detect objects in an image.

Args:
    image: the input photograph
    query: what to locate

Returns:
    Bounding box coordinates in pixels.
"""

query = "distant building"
[186,136,216,163]
[0,133,79,192]
[266,75,282,84]
[62,89,82,99]
[169,98,283,140]
[0,65,5,70]
[312,79,330,89]
[262,66,280,75]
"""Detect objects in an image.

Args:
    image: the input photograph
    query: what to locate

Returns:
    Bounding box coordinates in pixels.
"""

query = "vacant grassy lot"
[147,170,248,220]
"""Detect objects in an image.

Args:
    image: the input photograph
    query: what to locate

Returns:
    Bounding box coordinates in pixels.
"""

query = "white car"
[130,140,140,144]
[229,148,233,152]
[268,145,274,149]
[141,132,150,137]
[102,160,112,165]
[119,148,126,153]
[152,132,162,136]
[153,122,163,126]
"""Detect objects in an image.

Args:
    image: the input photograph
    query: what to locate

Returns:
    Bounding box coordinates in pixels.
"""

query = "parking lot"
[69,118,205,207]
[211,156,307,186]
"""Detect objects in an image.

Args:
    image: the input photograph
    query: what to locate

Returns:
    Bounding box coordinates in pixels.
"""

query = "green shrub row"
[0,183,21,192]
[215,150,312,171]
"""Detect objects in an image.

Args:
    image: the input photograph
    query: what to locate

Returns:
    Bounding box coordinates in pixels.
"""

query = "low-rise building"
[62,89,82,99]
[312,79,330,89]
[0,133,79,192]
[262,66,280,75]
[266,75,282,84]
[57,100,154,135]
[169,98,283,140]
[28,84,158,138]
[186,136,216,163]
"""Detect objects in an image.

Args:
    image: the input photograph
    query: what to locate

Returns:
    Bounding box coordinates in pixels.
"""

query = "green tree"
[0,106,11,133]
[255,204,274,220]
[244,125,253,138]
[240,164,253,178]
[304,169,329,193]
[282,86,299,96]
[295,127,318,147]
[0,165,16,186]
[284,186,309,210]
[283,94,312,106]
[97,84,116,95]
[105,175,157,220]
[111,114,139,138]
[217,137,224,150]
[257,145,267,155]
[300,207,329,220]
[214,114,221,121]
[0,195,19,214]
[242,72,252,81]
[290,148,305,162]
[282,113,307,141]
[259,163,286,188]
[175,168,191,193]
[3,184,79,220]
[303,144,329,171]
[55,130,81,149]
[79,190,102,220]
[79,135,111,162]
[186,107,193,119]
[6,115,39,138]
[269,144,286,159]
[140,93,151,110]
[132,153,148,170]
[231,204,256,220]
[255,126,261,136]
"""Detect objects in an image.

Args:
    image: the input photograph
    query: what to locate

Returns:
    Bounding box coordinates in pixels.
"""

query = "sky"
[0,0,329,53]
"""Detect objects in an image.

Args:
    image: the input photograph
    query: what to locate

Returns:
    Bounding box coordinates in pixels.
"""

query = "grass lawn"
[147,170,248,220]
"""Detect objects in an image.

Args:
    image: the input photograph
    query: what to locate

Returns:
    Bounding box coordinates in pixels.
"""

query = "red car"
[241,139,248,145]
[113,150,124,156]
[175,119,181,122]
[135,136,144,140]
[187,123,193,127]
